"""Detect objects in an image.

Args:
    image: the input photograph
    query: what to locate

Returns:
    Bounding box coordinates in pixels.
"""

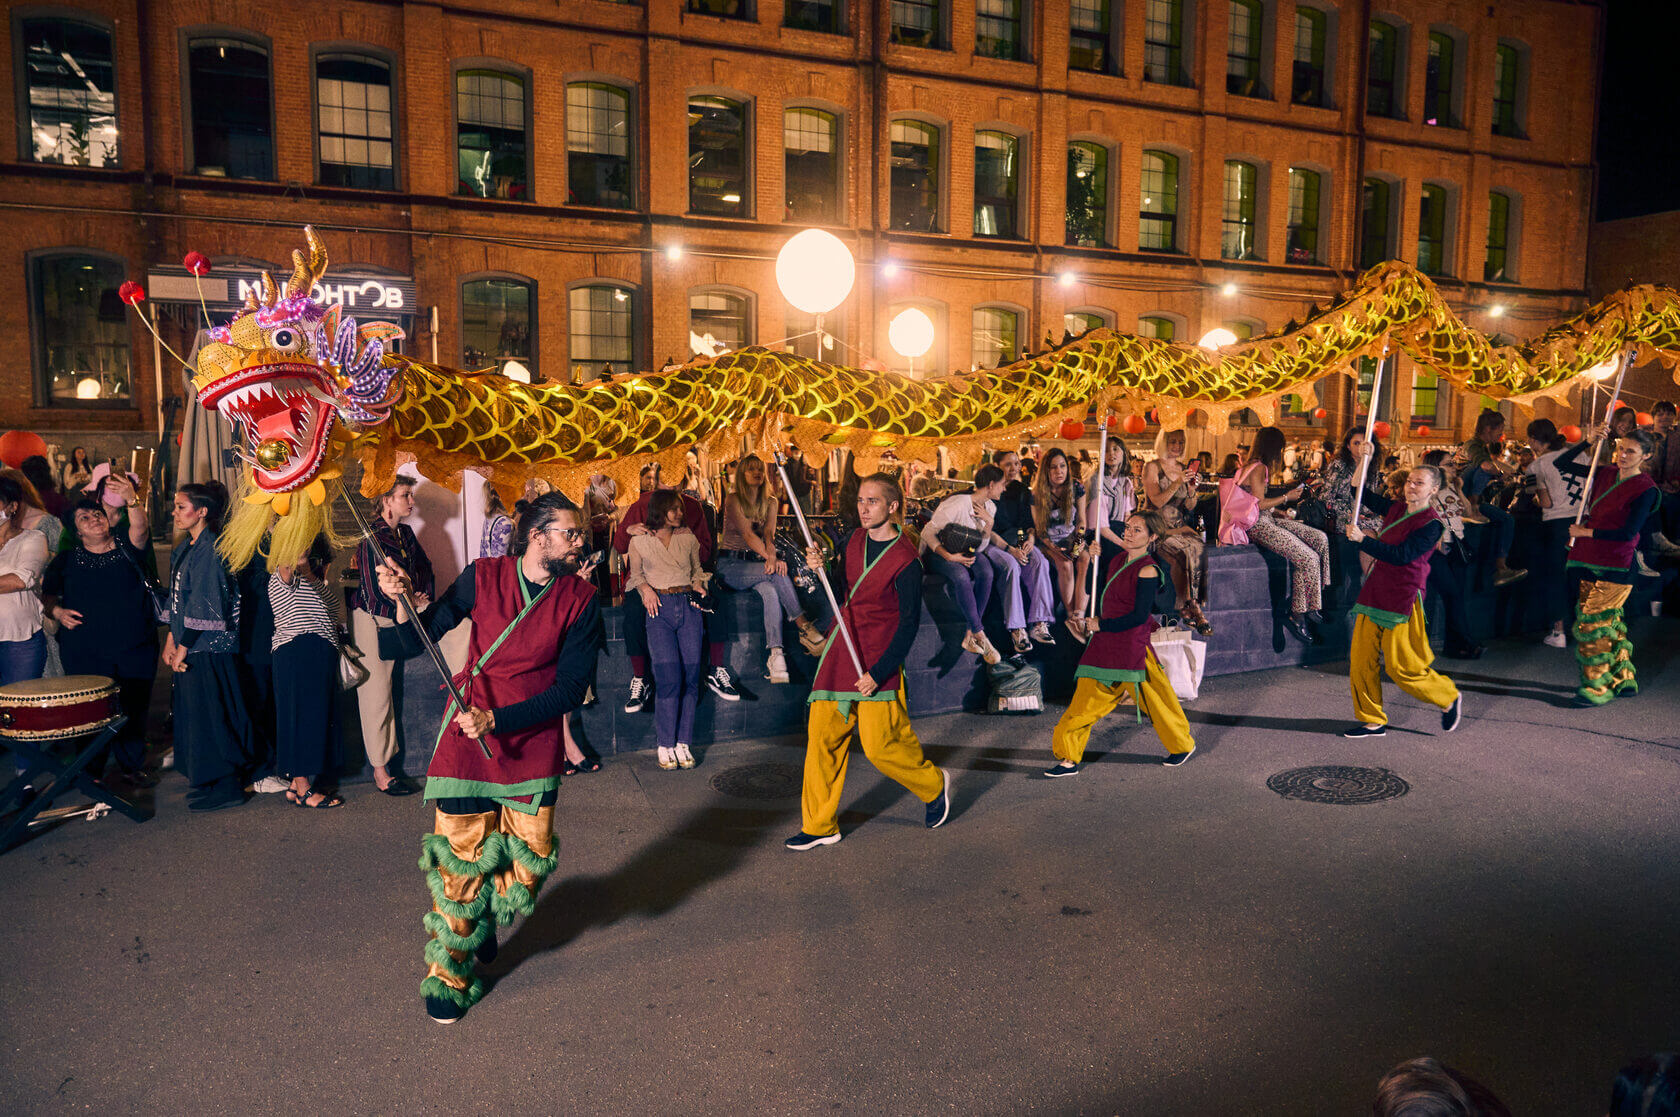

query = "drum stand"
[0,716,144,854]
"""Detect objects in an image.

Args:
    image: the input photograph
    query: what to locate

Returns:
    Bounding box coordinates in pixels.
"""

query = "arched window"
[1138,315,1176,341]
[1144,0,1189,86]
[1417,184,1451,276]
[889,119,941,232]
[1227,1,1265,97]
[1367,20,1401,119]
[1140,151,1180,251]
[689,288,752,356]
[316,53,394,190]
[568,82,632,209]
[29,252,132,405]
[785,107,840,224]
[1360,177,1394,268]
[1064,308,1114,337]
[1425,30,1459,127]
[1070,0,1114,73]
[1485,190,1516,283]
[1292,7,1328,107]
[569,284,635,382]
[17,17,118,167]
[186,35,273,180]
[689,94,748,217]
[461,276,535,376]
[1066,142,1109,247]
[972,306,1021,368]
[974,130,1021,238]
[1492,42,1525,138]
[1287,167,1324,264]
[1221,160,1259,260]
[457,68,528,199]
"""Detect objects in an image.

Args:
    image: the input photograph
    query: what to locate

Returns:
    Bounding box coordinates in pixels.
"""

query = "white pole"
[1348,342,1391,529]
[1088,410,1108,609]
[774,452,867,678]
[150,304,165,441]
[1569,346,1635,549]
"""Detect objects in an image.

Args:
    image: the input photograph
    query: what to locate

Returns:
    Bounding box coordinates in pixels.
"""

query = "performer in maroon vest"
[785,474,950,850]
[1045,509,1195,777]
[1559,428,1660,706]
[1341,464,1462,738]
[375,492,602,1024]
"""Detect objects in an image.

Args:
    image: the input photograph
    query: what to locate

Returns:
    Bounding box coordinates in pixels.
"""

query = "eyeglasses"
[538,525,587,542]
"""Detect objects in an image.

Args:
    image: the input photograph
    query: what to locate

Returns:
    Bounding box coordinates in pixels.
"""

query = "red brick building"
[1588,210,1680,415]
[1,0,1605,451]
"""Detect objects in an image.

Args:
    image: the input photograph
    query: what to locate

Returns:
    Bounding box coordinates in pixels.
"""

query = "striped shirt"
[269,573,341,652]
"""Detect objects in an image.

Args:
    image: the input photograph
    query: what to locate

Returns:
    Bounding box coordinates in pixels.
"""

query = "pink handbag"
[1218,463,1264,544]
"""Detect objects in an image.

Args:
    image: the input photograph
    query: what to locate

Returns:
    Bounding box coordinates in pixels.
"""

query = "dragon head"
[191,226,402,509]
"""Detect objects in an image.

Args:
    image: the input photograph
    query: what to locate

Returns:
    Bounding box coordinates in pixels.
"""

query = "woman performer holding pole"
[1340,460,1463,738]
[1044,509,1195,777]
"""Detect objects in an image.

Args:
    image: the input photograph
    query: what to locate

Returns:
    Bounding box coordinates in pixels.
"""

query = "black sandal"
[295,786,343,809]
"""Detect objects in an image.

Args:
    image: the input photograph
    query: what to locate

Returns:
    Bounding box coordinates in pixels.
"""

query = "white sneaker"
[675,743,697,770]
[159,748,175,770]
[251,775,289,794]
[766,647,790,683]
[1543,630,1567,648]
[657,747,678,771]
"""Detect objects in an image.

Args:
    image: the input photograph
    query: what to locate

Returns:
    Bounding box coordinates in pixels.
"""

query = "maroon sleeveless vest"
[810,528,920,700]
[1571,467,1656,572]
[1076,553,1162,682]
[1354,504,1440,621]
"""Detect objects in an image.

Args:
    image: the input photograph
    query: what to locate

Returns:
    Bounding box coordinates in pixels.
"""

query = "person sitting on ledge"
[1219,427,1330,644]
[921,464,1005,663]
[714,454,824,684]
[987,450,1057,647]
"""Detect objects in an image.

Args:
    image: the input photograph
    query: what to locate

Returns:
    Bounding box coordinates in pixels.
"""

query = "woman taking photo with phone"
[1142,429,1212,635]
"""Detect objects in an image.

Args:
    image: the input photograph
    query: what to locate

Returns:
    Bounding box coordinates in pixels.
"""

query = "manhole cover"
[1266,766,1410,805]
[709,762,803,801]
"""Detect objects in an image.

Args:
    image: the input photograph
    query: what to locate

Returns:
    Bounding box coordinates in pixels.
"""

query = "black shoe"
[1162,748,1195,767]
[425,994,466,1025]
[378,776,418,797]
[784,830,842,851]
[188,783,246,812]
[1441,695,1462,732]
[707,666,742,701]
[1302,610,1324,625]
[925,769,951,829]
[623,675,652,714]
[1444,645,1484,660]
[1043,761,1081,778]
[476,933,498,966]
[1342,723,1387,738]
[1283,615,1311,643]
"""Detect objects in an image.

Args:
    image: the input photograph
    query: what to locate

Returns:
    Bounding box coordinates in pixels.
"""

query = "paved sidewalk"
[3,625,1679,1115]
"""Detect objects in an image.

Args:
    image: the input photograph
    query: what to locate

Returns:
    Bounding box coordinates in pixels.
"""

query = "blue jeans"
[926,551,995,633]
[717,556,803,648]
[647,593,702,747]
[0,630,47,685]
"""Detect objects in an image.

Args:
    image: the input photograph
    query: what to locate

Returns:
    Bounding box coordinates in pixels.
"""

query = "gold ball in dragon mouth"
[255,439,291,470]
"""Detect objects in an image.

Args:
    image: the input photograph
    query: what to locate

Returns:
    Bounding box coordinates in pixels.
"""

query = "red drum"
[0,675,122,740]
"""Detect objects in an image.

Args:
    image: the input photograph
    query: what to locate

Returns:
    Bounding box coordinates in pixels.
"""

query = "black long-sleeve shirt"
[1096,562,1159,632]
[420,564,603,735]
[826,532,921,683]
[1553,442,1660,541]
[1357,492,1446,566]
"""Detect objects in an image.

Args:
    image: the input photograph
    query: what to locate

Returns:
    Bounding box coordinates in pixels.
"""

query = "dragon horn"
[287,225,329,298]
[259,271,278,307]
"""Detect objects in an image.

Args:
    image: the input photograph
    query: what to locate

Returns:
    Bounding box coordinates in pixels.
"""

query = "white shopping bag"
[1149,626,1207,701]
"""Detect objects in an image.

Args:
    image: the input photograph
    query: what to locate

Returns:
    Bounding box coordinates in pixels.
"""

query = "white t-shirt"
[1528,449,1585,522]
[921,491,996,556]
[0,530,47,642]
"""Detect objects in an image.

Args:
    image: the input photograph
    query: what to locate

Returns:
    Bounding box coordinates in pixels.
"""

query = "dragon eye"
[269,327,303,353]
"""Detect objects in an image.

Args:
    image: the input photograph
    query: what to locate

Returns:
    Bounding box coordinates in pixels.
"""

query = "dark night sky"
[1595,1,1680,220]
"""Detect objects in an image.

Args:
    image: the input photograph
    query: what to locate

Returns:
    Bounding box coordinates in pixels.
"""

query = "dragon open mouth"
[199,361,339,493]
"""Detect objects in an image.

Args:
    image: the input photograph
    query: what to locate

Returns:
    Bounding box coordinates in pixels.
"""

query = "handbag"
[937,522,985,556]
[338,641,371,689]
[1149,626,1206,701]
[116,541,169,623]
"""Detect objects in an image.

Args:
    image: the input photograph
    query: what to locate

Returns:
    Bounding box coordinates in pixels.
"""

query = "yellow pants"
[1051,653,1195,764]
[1350,601,1459,726]
[802,694,944,837]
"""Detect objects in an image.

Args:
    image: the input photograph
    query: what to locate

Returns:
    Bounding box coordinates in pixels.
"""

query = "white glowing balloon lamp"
[1584,358,1620,381]
[76,377,101,399]
[1198,328,1240,351]
[776,229,856,315]
[889,308,935,360]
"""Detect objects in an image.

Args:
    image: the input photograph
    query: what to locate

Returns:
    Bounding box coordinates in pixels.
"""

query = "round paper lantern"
[0,430,49,468]
[1373,420,1392,440]
[1416,424,1432,437]
[1637,411,1654,426]
[887,307,935,360]
[1561,424,1582,442]
[118,281,144,306]
[1313,407,1328,420]
[1059,419,1086,441]
[1147,408,1159,423]
[1122,414,1146,436]
[183,251,211,277]
[775,229,856,315]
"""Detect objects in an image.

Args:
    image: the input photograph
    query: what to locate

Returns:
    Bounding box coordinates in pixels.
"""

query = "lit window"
[1287,167,1322,264]
[889,120,941,232]
[1222,161,1258,260]
[1139,316,1176,341]
[187,37,273,180]
[1070,0,1112,73]
[1367,21,1400,119]
[1066,142,1108,247]
[1425,31,1457,127]
[785,108,840,224]
[1065,309,1113,337]
[1485,191,1513,282]
[1145,0,1189,85]
[1227,1,1264,97]
[1140,151,1179,251]
[317,54,394,190]
[462,278,534,376]
[976,0,1023,61]
[567,83,632,209]
[30,254,132,405]
[890,0,941,47]
[18,18,118,167]
[1360,178,1392,268]
[1411,370,1442,425]
[974,130,1020,238]
[1417,184,1449,276]
[1493,44,1522,138]
[690,290,751,356]
[785,1,842,33]
[689,95,748,217]
[570,285,635,382]
[457,70,528,199]
[1292,7,1328,107]
[972,307,1020,368]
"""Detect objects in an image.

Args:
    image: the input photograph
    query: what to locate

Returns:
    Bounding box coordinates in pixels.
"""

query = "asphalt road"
[3,624,1678,1115]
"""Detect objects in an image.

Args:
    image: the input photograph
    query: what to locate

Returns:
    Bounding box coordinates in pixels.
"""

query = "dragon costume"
[164,227,1680,573]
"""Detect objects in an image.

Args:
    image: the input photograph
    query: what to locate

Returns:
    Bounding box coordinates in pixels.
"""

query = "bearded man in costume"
[375,491,601,1024]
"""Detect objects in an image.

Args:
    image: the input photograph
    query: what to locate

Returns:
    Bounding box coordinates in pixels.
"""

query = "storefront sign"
[146,266,417,317]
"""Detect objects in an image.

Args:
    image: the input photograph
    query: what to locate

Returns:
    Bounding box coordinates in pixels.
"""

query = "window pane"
[890,120,941,232]
[1140,152,1179,251]
[690,291,750,355]
[1417,185,1448,276]
[972,307,1020,368]
[462,278,534,374]
[1368,22,1398,118]
[976,0,1022,61]
[189,38,273,180]
[1493,45,1520,137]
[785,108,840,224]
[1411,370,1440,423]
[1139,316,1175,341]
[317,55,394,189]
[570,285,634,381]
[32,255,132,403]
[689,96,747,217]
[1292,8,1327,107]
[1485,192,1511,282]
[973,131,1019,238]
[1425,32,1455,127]
[890,0,940,47]
[1287,167,1321,263]
[688,0,748,16]
[1065,310,1111,337]
[457,70,528,199]
[784,1,841,33]
[1221,161,1257,260]
[1227,1,1263,97]
[20,19,120,167]
[1145,0,1187,85]
[568,83,632,209]
[1066,143,1108,247]
[1360,178,1390,268]
[1070,0,1111,72]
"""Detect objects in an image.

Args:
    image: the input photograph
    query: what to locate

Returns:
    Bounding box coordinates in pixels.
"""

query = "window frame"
[1424,26,1466,129]
[1065,138,1113,248]
[687,0,753,19]
[1226,0,1270,99]
[1416,182,1455,277]
[453,60,534,202]
[1366,17,1407,120]
[1138,314,1183,341]
[1139,148,1184,253]
[1286,164,1326,265]
[688,285,756,358]
[459,272,538,378]
[973,126,1025,240]
[26,247,136,410]
[1492,39,1529,139]
[310,43,399,192]
[13,11,121,169]
[889,0,946,49]
[1064,306,1116,338]
[783,0,845,34]
[884,298,947,376]
[180,27,277,181]
[565,77,636,211]
[1291,3,1335,109]
[1069,0,1119,75]
[687,89,753,219]
[975,0,1028,62]
[566,280,640,384]
[1144,0,1192,87]
[971,303,1026,370]
[783,101,844,226]
[888,115,945,234]
[1359,176,1398,269]
[1220,158,1262,261]
[1484,190,1520,284]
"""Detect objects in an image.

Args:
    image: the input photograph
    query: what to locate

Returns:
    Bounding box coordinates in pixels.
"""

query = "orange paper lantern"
[1122,414,1146,436]
[1147,408,1159,423]
[1416,425,1432,437]
[1059,419,1086,441]
[1560,424,1583,442]
[0,430,49,469]
[1373,420,1392,440]
[1636,411,1654,426]
[1312,407,1328,420]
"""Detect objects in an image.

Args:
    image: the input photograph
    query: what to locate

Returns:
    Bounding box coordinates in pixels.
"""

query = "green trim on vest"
[1074,664,1147,684]
[1351,602,1409,630]
[1566,559,1630,577]
[422,775,562,814]
[430,572,556,758]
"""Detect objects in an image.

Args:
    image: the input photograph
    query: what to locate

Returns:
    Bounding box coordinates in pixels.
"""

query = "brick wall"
[1588,211,1680,412]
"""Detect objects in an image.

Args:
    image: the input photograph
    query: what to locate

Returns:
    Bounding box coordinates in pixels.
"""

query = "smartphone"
[1186,460,1201,474]
[583,550,605,568]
